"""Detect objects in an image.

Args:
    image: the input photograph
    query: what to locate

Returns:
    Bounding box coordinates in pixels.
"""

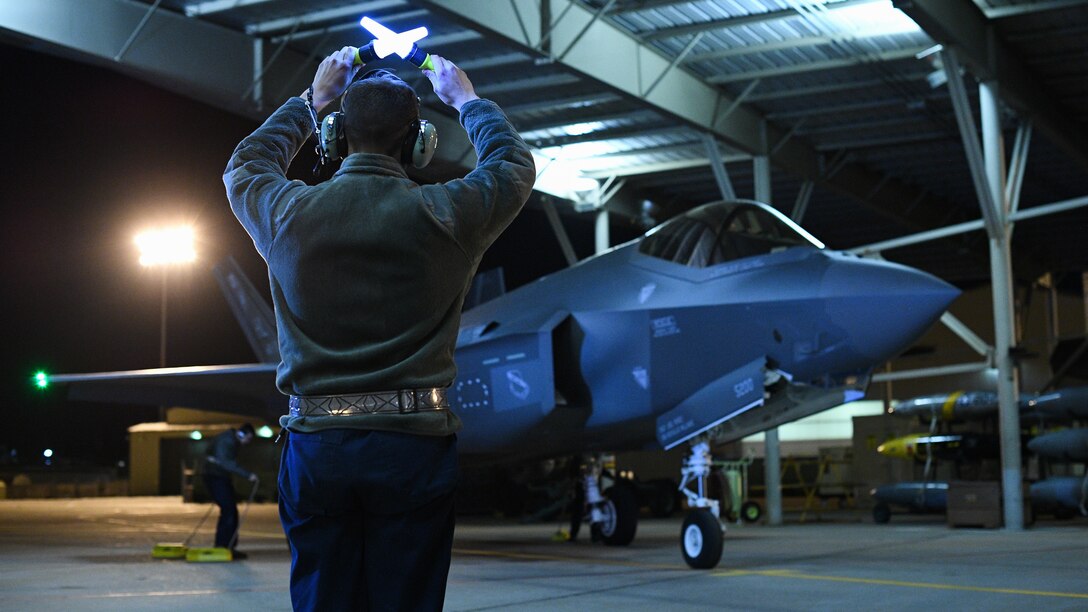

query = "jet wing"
[48,363,282,418]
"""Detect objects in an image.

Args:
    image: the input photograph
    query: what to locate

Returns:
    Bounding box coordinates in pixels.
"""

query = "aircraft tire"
[873,502,892,524]
[595,485,638,546]
[740,500,762,523]
[680,510,723,569]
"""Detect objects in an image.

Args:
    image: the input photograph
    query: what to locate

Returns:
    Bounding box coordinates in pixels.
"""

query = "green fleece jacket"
[224,96,535,435]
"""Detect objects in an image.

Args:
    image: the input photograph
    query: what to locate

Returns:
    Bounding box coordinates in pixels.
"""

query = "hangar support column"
[980,81,1024,530]
[753,152,783,526]
[944,45,1025,529]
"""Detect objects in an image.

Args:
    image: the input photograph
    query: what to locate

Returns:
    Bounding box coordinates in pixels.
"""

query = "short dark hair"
[341,74,419,158]
[238,423,255,436]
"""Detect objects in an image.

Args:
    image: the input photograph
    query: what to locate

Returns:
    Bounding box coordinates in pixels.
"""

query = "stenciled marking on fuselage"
[718,257,767,276]
[734,377,755,399]
[455,377,491,409]
[658,413,695,441]
[651,315,681,338]
[506,369,531,400]
[632,366,649,390]
[638,283,656,304]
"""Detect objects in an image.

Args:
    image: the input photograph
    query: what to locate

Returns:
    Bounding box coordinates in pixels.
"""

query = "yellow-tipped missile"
[877,432,998,461]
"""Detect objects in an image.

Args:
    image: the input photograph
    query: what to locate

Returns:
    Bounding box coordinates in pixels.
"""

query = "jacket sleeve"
[208,433,254,479]
[425,99,536,259]
[223,97,313,258]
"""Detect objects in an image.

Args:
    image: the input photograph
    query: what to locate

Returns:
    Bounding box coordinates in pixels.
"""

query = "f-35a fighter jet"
[44,200,958,568]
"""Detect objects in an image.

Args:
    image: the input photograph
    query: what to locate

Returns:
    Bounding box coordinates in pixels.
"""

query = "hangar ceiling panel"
[1,0,1084,287]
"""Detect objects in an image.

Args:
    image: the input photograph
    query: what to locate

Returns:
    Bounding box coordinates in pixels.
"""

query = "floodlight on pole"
[135,226,196,267]
[134,225,196,421]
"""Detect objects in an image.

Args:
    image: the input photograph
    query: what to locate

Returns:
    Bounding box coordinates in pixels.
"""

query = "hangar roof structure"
[2,0,1086,287]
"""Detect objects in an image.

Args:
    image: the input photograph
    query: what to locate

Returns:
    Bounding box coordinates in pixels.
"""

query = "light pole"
[134,226,196,420]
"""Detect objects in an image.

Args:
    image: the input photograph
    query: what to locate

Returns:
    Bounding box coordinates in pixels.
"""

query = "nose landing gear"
[678,441,725,569]
[570,454,638,546]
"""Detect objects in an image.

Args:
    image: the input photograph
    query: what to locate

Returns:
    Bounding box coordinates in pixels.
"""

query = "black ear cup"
[400,120,438,169]
[319,112,347,162]
[412,120,438,168]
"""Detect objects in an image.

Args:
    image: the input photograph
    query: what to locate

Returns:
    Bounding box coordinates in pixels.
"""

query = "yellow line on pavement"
[713,568,1088,600]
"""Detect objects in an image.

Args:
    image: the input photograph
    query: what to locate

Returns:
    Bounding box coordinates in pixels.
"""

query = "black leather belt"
[288,388,449,417]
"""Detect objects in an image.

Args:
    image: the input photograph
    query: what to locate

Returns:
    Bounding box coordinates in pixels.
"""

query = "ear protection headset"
[317,72,437,169]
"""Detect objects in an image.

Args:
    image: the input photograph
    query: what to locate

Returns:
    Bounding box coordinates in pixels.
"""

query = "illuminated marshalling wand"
[353,16,435,71]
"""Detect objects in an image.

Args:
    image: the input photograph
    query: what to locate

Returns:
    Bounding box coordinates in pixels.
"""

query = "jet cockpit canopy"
[638,200,824,268]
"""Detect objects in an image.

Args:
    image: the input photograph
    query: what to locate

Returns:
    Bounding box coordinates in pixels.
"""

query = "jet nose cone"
[823,254,960,363]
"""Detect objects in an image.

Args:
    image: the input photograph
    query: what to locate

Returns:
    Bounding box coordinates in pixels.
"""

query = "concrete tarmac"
[1,497,1086,611]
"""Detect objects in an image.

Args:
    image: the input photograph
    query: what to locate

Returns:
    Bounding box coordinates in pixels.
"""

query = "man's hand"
[248,473,260,483]
[311,46,362,113]
[422,55,479,112]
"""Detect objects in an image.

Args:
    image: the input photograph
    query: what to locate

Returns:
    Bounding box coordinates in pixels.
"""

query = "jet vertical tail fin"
[212,256,280,364]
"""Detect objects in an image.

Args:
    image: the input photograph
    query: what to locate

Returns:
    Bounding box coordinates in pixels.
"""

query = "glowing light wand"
[354,16,435,71]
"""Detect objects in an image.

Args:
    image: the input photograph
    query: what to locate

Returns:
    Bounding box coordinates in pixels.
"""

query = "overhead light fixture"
[561,122,606,137]
[135,226,196,267]
[531,152,600,202]
[819,0,921,36]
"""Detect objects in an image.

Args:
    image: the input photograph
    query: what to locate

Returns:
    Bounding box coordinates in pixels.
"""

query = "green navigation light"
[34,371,49,389]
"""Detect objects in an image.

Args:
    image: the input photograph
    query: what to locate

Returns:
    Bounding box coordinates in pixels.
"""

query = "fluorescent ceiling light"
[819,0,921,36]
[561,121,606,137]
[532,151,599,201]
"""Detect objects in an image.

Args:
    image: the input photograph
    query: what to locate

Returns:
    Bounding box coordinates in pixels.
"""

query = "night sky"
[1,42,623,468]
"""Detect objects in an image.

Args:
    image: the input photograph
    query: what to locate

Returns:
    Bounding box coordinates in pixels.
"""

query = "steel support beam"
[980,80,1024,531]
[706,47,928,84]
[754,147,780,526]
[747,73,930,102]
[1006,122,1032,216]
[850,194,1088,255]
[896,0,1088,172]
[415,0,959,233]
[583,155,749,178]
[186,0,274,17]
[701,134,737,201]
[541,198,579,266]
[754,155,772,205]
[940,312,993,358]
[245,0,407,35]
[791,181,814,222]
[595,210,610,255]
[943,49,1003,237]
[764,427,783,526]
[983,0,1088,19]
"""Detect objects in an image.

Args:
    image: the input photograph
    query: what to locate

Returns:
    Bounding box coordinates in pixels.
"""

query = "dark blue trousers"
[278,428,457,612]
[203,474,239,549]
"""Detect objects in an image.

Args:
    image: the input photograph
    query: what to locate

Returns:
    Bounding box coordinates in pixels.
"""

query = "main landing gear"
[677,441,725,569]
[569,455,637,546]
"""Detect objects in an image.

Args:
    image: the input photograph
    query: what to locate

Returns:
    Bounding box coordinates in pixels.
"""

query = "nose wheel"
[678,440,726,569]
[681,509,724,569]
